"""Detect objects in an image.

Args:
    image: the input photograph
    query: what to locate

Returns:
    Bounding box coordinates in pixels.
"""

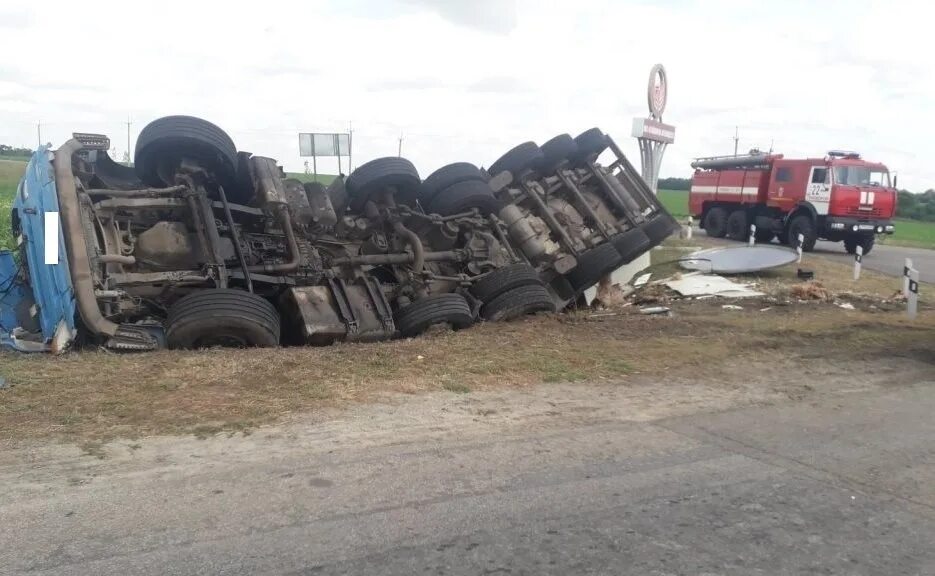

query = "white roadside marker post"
[686,216,693,240]
[907,268,919,320]
[796,233,804,263]
[903,258,914,298]
[748,224,756,247]
[853,245,863,281]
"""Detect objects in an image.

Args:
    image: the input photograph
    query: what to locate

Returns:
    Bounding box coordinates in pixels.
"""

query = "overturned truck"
[0,117,677,352]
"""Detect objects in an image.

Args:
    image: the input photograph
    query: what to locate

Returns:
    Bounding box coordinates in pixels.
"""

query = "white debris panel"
[665,274,765,298]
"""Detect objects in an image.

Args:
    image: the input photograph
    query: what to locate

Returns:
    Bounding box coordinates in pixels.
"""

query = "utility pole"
[398,133,403,157]
[348,120,353,172]
[37,121,41,148]
[733,126,739,156]
[126,117,132,165]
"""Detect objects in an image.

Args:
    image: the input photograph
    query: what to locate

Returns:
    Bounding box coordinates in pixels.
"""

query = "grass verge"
[1,291,931,444]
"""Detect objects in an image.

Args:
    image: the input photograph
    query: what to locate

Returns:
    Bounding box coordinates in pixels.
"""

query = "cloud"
[401,0,517,34]
[366,77,447,92]
[0,0,931,190]
[467,76,529,94]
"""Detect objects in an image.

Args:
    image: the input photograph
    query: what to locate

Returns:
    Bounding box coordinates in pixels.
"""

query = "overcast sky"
[0,0,931,190]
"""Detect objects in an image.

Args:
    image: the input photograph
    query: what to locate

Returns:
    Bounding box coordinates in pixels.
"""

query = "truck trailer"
[0,116,678,353]
[689,150,897,253]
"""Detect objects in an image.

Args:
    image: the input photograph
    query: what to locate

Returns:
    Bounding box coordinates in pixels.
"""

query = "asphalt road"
[2,365,934,575]
[690,227,935,283]
[811,240,935,284]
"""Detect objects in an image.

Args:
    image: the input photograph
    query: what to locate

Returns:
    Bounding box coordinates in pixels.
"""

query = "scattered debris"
[759,307,773,312]
[633,273,652,287]
[836,302,856,310]
[640,306,671,316]
[797,268,815,280]
[789,281,832,301]
[722,304,744,311]
[666,274,765,298]
[0,375,7,390]
[680,245,799,274]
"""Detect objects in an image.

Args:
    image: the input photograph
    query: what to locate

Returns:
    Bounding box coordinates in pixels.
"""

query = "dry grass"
[1,301,932,444]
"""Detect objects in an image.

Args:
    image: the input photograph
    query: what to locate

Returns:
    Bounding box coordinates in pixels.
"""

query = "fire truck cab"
[690,150,897,254]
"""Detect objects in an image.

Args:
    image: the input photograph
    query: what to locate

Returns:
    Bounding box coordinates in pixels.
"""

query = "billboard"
[299,133,350,157]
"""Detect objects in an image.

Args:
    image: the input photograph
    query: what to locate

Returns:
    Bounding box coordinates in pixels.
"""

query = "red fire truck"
[689,150,897,254]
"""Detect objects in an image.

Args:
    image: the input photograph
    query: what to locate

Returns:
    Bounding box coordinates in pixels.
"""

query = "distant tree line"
[0,145,32,158]
[897,189,935,222]
[658,177,690,191]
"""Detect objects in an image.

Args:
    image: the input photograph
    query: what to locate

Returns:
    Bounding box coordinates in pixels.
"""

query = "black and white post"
[796,233,804,263]
[907,268,920,320]
[853,245,863,281]
[748,224,756,247]
[903,258,914,298]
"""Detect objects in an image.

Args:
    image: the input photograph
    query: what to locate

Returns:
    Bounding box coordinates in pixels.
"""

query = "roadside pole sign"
[853,246,862,281]
[903,258,913,298]
[907,268,920,320]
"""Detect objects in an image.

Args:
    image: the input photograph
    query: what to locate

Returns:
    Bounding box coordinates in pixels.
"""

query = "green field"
[657,188,689,218]
[0,159,26,251]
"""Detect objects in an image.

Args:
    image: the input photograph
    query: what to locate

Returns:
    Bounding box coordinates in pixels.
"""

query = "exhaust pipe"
[54,139,119,337]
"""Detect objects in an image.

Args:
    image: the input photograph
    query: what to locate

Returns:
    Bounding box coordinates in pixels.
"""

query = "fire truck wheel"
[787,215,818,252]
[419,162,486,206]
[539,134,579,173]
[844,234,874,255]
[346,157,422,211]
[488,142,544,181]
[573,128,609,163]
[166,289,281,349]
[394,294,474,338]
[481,284,556,322]
[428,180,500,216]
[703,207,728,238]
[754,228,776,244]
[726,210,748,241]
[470,263,543,303]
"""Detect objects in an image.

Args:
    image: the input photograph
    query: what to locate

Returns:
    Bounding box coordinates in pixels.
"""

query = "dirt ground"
[1,244,931,446]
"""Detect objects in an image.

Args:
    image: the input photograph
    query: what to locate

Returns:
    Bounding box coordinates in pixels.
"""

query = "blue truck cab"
[0,148,77,352]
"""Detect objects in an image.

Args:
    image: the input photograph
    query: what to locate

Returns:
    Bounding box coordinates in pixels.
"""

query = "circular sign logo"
[647,64,667,119]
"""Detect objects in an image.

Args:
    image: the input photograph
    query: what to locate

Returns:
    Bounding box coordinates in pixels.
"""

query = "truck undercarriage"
[0,116,678,353]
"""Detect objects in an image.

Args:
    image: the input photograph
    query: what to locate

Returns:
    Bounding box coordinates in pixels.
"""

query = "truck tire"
[166,289,280,349]
[346,157,421,211]
[488,142,544,180]
[427,179,500,216]
[844,234,874,255]
[394,293,474,338]
[642,212,679,246]
[419,162,485,206]
[612,227,651,264]
[787,215,818,252]
[703,207,728,238]
[726,210,748,241]
[470,263,543,303]
[565,242,623,292]
[135,115,239,192]
[481,283,555,322]
[539,134,578,173]
[572,128,609,163]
